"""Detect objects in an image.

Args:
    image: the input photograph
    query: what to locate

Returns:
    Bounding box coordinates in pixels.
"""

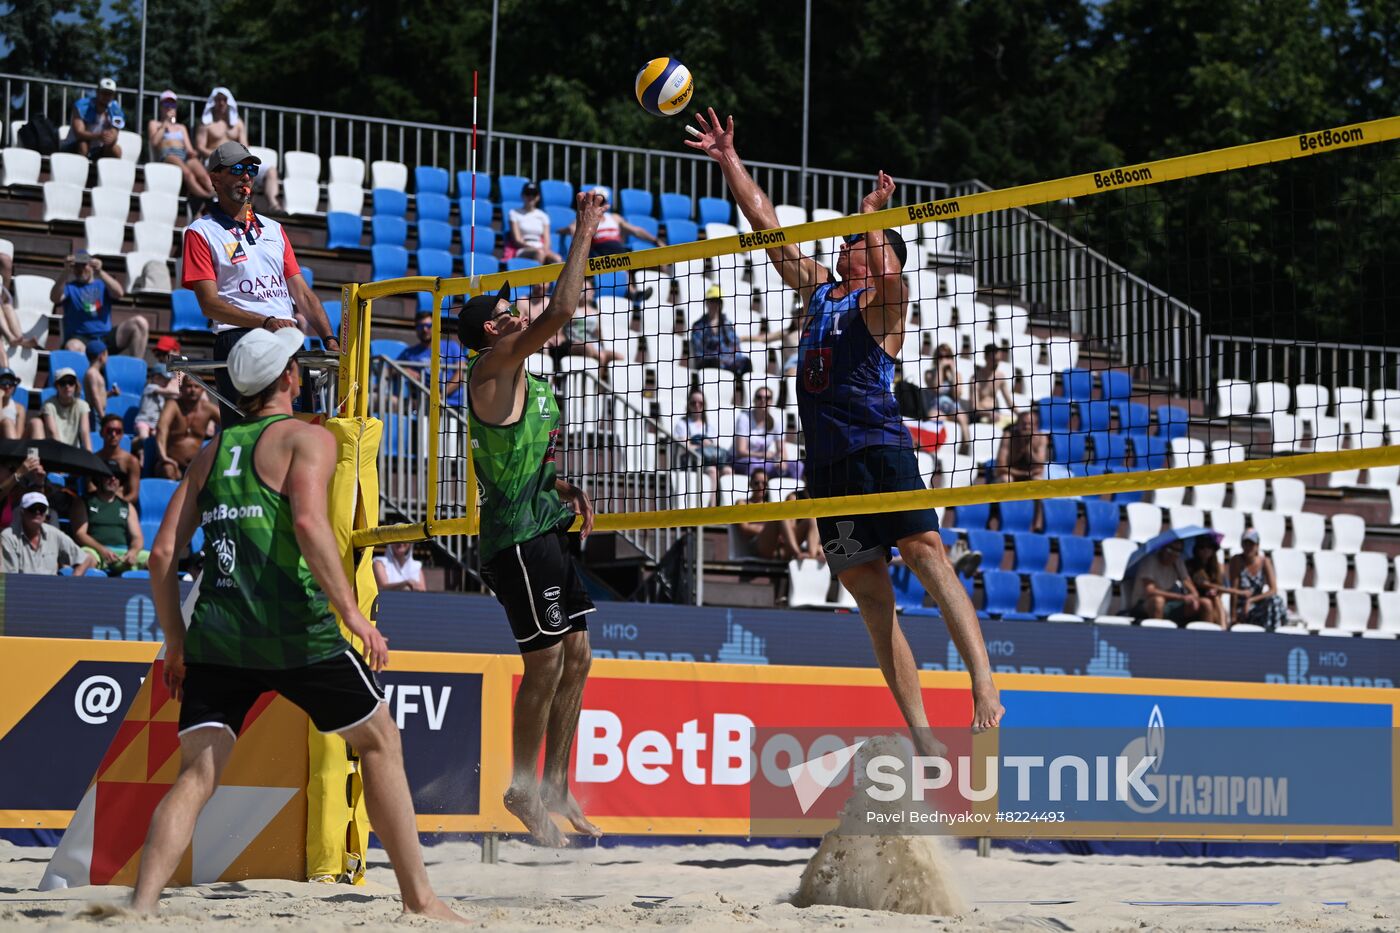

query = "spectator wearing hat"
[559,188,660,308]
[507,184,562,264]
[50,250,149,358]
[93,412,140,503]
[61,77,125,161]
[72,465,147,573]
[182,140,335,423]
[36,368,92,451]
[690,284,752,377]
[0,367,26,440]
[1225,529,1288,630]
[0,491,94,576]
[83,338,122,419]
[194,87,283,212]
[134,362,178,441]
[152,334,182,367]
[147,90,214,199]
[374,541,426,592]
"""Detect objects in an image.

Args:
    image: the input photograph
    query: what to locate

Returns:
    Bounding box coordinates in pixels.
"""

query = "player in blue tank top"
[688,108,1003,745]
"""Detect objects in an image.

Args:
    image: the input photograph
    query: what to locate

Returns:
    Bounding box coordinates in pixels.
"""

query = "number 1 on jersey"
[223,445,243,477]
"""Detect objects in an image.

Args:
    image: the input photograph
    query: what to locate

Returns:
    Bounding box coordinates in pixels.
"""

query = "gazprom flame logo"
[1146,704,1165,772]
[1121,704,1167,814]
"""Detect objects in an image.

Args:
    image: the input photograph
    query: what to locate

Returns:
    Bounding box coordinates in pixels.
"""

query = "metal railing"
[1206,334,1400,400]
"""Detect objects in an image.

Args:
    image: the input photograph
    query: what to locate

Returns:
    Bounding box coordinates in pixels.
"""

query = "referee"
[180,141,339,421]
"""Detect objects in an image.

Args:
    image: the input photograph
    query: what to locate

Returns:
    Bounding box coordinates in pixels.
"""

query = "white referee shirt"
[181,206,302,333]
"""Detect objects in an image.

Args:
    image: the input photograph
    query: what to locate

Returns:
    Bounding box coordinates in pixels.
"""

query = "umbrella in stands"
[1123,525,1221,578]
[0,439,113,479]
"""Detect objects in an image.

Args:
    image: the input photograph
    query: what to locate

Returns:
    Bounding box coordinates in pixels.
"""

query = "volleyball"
[635,57,693,117]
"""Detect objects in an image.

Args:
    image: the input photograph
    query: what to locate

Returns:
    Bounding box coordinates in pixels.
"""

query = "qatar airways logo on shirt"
[237,273,289,301]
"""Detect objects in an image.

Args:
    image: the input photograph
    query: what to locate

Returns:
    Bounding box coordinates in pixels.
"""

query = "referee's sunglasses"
[221,163,260,178]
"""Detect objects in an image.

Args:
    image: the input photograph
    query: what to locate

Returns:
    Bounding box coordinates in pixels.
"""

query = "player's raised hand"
[684,108,735,161]
[861,170,897,214]
[575,190,607,230]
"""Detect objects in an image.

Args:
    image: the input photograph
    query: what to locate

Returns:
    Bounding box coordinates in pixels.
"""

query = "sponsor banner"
[380,671,483,819]
[0,575,194,642]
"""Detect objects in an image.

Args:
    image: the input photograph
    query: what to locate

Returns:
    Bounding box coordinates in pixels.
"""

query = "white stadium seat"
[1310,551,1348,592]
[1334,590,1372,633]
[789,559,850,610]
[1271,548,1307,592]
[281,177,320,215]
[1069,574,1112,620]
[88,186,130,221]
[1293,587,1331,631]
[42,181,83,222]
[1100,538,1137,582]
[13,274,57,316]
[1153,485,1186,509]
[1363,464,1400,491]
[141,161,183,196]
[1253,381,1289,416]
[117,130,142,162]
[1125,502,1162,543]
[1192,483,1227,511]
[1170,436,1206,468]
[1,147,42,186]
[48,152,89,187]
[139,190,179,227]
[1212,508,1245,552]
[1271,478,1307,513]
[124,252,170,293]
[1231,479,1267,513]
[1252,511,1287,552]
[1185,620,1223,631]
[1270,412,1300,453]
[246,146,279,175]
[82,216,125,256]
[133,220,175,257]
[96,157,136,193]
[1140,618,1178,629]
[1168,505,1204,530]
[1216,380,1251,418]
[1210,438,1247,464]
[1353,551,1388,594]
[370,160,408,192]
[282,150,322,182]
[1330,513,1366,555]
[328,155,366,187]
[1378,592,1400,634]
[1291,512,1326,552]
[325,182,364,216]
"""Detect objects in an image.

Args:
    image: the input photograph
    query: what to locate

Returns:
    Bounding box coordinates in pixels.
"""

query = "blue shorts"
[806,446,941,574]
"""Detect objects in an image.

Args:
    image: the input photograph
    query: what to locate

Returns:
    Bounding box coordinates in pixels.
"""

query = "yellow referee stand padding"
[306,414,383,883]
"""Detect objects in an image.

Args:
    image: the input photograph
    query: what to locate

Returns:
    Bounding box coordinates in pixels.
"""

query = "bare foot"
[504,784,565,847]
[405,896,471,924]
[542,785,603,838]
[971,679,1005,733]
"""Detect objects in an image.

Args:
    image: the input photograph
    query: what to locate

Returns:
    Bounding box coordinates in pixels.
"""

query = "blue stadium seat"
[416,192,451,224]
[324,211,364,250]
[950,501,991,530]
[890,564,928,612]
[1063,367,1094,402]
[1056,535,1094,576]
[105,393,138,427]
[664,218,699,245]
[1083,499,1121,540]
[592,270,629,301]
[1141,435,1170,471]
[504,256,539,273]
[698,197,731,226]
[1101,369,1131,401]
[1082,400,1112,433]
[372,215,408,247]
[1118,401,1151,438]
[301,266,314,287]
[462,224,496,255]
[497,174,528,207]
[321,301,342,336]
[370,338,407,359]
[457,197,491,228]
[998,499,1035,533]
[121,569,150,579]
[455,170,492,201]
[1103,432,1130,471]
[1052,432,1087,471]
[139,478,178,524]
[967,530,1005,570]
[415,251,454,310]
[414,165,450,196]
[49,350,87,388]
[1030,572,1069,618]
[659,193,692,221]
[1157,405,1189,440]
[1041,498,1078,536]
[1012,532,1051,573]
[620,187,653,217]
[106,354,146,396]
[983,570,1031,620]
[372,188,408,217]
[417,219,453,252]
[170,288,208,334]
[940,528,960,549]
[468,252,500,275]
[190,526,204,556]
[371,244,409,281]
[626,214,659,251]
[539,179,574,209]
[1039,397,1072,433]
[545,205,575,233]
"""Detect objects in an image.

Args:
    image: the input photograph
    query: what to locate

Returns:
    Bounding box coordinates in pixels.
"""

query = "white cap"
[98,77,117,92]
[19,491,48,511]
[227,327,305,395]
[52,367,78,383]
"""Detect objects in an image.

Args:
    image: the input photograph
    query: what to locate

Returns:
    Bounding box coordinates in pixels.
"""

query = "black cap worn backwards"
[457,282,513,351]
[880,228,908,270]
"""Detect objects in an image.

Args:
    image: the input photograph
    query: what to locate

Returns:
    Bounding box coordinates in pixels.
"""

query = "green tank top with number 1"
[187,415,345,669]
[466,352,573,564]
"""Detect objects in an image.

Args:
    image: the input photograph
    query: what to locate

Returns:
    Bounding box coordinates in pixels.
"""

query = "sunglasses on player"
[222,163,260,178]
[843,233,866,245]
[491,305,520,322]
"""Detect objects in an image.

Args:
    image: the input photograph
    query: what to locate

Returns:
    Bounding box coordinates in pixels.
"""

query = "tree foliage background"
[4,0,1398,342]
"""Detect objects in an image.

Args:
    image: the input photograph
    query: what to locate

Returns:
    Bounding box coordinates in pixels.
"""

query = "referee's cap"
[457,282,513,352]
[206,140,259,172]
[227,327,305,395]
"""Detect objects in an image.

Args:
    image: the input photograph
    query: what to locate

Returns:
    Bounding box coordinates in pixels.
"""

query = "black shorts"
[177,650,386,737]
[480,527,595,653]
[807,446,941,574]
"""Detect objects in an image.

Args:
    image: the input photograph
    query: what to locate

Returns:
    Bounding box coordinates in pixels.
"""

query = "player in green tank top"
[457,190,607,848]
[133,327,465,923]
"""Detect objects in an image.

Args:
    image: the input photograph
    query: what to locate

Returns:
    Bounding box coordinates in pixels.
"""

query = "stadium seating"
[373,188,408,217]
[417,219,453,252]
[1,147,41,186]
[328,155,366,187]
[325,211,364,250]
[371,244,409,281]
[698,197,731,226]
[282,178,320,215]
[371,160,409,192]
[1012,532,1050,573]
[999,499,1035,533]
[325,182,364,215]
[659,193,691,221]
[455,170,492,201]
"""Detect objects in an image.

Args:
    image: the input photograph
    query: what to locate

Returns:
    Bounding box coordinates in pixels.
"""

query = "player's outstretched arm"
[476,191,607,376]
[685,108,829,301]
[857,171,909,355]
[286,425,389,669]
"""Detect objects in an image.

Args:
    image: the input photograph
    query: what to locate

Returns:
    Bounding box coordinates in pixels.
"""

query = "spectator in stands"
[83,339,121,418]
[690,285,753,379]
[195,88,283,212]
[397,311,465,408]
[93,413,140,503]
[743,297,802,377]
[734,386,801,479]
[0,251,36,369]
[1,492,94,576]
[970,343,1014,425]
[736,470,822,562]
[71,465,146,573]
[672,389,732,500]
[51,251,149,358]
[1225,529,1287,630]
[548,293,624,383]
[36,368,92,451]
[155,377,219,479]
[133,363,178,441]
[990,409,1048,483]
[0,367,26,440]
[147,90,214,200]
[373,541,426,592]
[153,334,182,366]
[1127,540,1207,624]
[559,188,659,307]
[0,453,42,526]
[1185,535,1238,629]
[183,141,337,423]
[507,184,563,264]
[60,77,125,161]
[924,344,970,435]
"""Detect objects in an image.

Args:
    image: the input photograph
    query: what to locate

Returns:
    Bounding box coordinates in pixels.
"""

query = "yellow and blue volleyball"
[635,57,693,117]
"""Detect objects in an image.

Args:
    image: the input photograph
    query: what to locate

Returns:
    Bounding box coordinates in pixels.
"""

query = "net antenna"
[468,70,479,277]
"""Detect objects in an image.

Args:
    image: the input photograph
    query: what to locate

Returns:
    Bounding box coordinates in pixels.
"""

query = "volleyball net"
[343,116,1400,553]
